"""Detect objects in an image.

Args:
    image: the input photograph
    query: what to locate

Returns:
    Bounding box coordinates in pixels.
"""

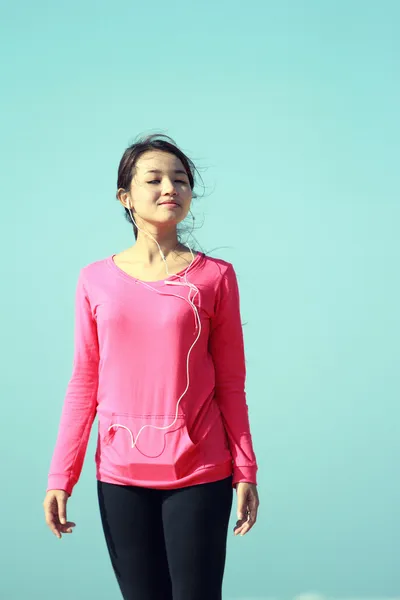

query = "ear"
[117,188,133,210]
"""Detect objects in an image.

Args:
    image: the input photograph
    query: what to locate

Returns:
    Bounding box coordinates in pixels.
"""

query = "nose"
[161,178,177,196]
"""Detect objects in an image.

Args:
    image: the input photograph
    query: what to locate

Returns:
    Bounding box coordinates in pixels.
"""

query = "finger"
[235,521,250,536]
[233,519,246,531]
[61,521,76,534]
[43,499,63,538]
[239,512,257,535]
[47,517,62,538]
[57,497,67,525]
[237,503,245,520]
[233,515,248,535]
[233,525,245,535]
[234,508,257,535]
[44,507,61,537]
[234,524,247,536]
[243,515,256,533]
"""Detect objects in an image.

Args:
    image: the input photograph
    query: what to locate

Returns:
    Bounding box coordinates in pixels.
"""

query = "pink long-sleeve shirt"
[47,251,258,496]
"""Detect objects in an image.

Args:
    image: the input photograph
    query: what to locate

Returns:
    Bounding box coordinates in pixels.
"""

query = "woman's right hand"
[43,490,76,539]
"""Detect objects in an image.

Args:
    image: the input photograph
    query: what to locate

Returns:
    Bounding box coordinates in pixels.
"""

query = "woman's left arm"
[209,263,260,533]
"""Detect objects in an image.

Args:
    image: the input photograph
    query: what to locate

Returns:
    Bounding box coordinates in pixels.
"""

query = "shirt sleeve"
[46,269,99,497]
[208,263,258,487]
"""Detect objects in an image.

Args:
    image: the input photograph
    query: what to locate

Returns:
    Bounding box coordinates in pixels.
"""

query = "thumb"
[57,496,67,524]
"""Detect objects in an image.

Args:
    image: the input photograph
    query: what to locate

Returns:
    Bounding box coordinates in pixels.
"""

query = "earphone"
[107,203,202,450]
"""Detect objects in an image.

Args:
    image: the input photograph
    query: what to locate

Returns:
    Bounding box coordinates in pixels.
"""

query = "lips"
[160,201,180,206]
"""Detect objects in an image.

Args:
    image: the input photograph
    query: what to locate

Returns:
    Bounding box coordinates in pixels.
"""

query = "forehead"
[135,150,185,173]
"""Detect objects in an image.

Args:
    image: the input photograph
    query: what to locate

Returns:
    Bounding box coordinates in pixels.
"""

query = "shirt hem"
[96,461,233,490]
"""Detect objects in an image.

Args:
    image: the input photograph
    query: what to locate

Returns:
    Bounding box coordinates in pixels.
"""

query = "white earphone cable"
[107,207,202,450]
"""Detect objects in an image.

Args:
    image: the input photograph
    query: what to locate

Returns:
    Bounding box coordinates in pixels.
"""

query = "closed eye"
[147,180,188,184]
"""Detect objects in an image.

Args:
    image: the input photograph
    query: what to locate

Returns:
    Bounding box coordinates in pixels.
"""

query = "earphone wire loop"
[108,208,201,450]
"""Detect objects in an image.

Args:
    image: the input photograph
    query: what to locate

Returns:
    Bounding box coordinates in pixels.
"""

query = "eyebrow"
[144,169,188,176]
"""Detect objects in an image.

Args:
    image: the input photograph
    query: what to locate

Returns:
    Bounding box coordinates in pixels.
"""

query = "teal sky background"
[2,1,399,599]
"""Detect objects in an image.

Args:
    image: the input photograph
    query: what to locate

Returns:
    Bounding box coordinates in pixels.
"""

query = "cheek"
[182,189,193,205]
[182,194,192,215]
[138,190,159,207]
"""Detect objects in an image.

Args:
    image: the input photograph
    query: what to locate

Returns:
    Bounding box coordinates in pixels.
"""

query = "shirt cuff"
[47,474,74,497]
[232,465,258,487]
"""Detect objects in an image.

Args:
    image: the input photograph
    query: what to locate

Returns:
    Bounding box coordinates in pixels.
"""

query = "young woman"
[43,134,260,600]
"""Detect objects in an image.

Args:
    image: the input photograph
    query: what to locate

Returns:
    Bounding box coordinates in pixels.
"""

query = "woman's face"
[126,150,192,231]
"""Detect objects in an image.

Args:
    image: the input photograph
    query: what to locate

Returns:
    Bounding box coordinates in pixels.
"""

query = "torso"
[113,245,198,282]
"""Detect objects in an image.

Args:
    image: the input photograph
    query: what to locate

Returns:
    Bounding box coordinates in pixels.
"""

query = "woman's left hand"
[233,482,259,536]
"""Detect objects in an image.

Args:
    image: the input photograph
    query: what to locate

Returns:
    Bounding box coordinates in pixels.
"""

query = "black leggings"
[97,476,233,600]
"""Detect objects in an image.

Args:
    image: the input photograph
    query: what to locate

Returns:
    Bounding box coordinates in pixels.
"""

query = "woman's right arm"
[43,269,99,537]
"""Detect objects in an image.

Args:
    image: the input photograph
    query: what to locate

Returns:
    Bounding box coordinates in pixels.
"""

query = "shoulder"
[198,252,237,284]
[77,254,113,286]
[200,252,231,269]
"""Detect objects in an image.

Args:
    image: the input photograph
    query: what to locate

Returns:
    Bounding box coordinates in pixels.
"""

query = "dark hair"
[116,133,201,240]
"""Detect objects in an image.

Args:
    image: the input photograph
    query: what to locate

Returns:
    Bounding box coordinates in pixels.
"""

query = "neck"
[132,227,183,263]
